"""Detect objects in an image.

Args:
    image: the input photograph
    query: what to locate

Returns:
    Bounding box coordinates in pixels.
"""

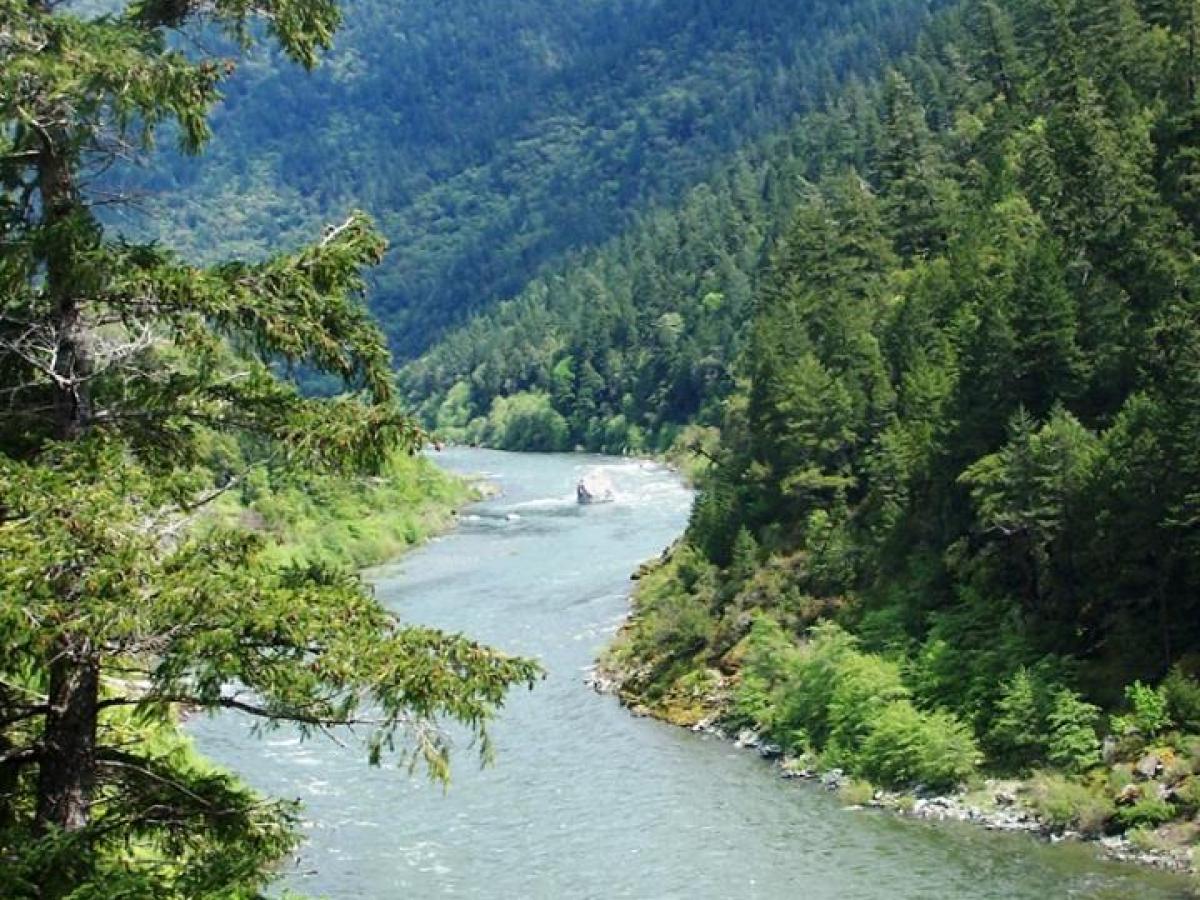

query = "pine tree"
[877,72,952,258]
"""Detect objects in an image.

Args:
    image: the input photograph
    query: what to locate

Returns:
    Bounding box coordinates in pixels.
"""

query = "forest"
[590,0,1200,846]
[10,0,1200,893]
[117,0,945,356]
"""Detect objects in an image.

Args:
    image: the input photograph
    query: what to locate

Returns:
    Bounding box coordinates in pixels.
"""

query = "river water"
[192,448,1191,898]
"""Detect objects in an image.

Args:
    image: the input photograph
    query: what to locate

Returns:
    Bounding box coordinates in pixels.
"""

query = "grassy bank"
[207,451,476,569]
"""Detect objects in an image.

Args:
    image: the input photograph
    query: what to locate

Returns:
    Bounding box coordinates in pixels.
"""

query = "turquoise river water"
[192,448,1193,898]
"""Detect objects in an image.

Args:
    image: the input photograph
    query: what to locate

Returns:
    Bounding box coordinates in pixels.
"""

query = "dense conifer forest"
[580,0,1200,841]
[117,0,944,355]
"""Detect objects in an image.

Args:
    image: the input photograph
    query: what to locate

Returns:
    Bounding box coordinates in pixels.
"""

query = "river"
[192,448,1191,898]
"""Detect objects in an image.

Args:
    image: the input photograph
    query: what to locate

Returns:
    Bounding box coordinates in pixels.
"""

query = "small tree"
[0,1,538,895]
[1045,688,1102,772]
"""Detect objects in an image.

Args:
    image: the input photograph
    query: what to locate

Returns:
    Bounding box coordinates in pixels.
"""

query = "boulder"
[1135,753,1162,780]
[576,473,615,504]
[1115,783,1142,806]
[821,768,846,791]
[734,729,761,749]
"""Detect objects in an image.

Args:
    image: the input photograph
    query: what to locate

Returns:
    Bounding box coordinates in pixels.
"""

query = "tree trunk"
[34,643,99,833]
[37,129,93,441]
[33,82,100,841]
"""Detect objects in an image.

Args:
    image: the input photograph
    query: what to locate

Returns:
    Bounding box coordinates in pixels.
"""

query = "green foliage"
[0,1,541,895]
[1162,667,1200,733]
[1114,796,1178,830]
[728,527,761,586]
[480,392,571,452]
[988,668,1051,768]
[984,669,1101,774]
[856,701,979,791]
[605,548,719,704]
[825,652,910,761]
[1114,681,1173,739]
[598,0,1200,821]
[839,778,877,806]
[223,451,474,570]
[1045,689,1102,773]
[130,0,940,360]
[1174,776,1200,815]
[730,619,978,789]
[1029,774,1115,836]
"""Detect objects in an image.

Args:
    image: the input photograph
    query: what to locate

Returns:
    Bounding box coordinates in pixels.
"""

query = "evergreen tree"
[0,2,538,894]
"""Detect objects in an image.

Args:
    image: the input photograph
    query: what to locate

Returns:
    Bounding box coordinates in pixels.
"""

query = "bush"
[1162,667,1200,733]
[1113,680,1172,739]
[839,778,875,806]
[826,652,909,761]
[1029,774,1114,835]
[731,670,775,733]
[771,622,858,748]
[988,667,1049,769]
[857,700,979,791]
[1114,796,1176,830]
[483,392,570,451]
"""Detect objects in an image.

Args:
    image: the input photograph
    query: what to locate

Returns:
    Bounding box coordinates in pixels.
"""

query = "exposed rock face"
[577,473,615,504]
[1136,753,1163,780]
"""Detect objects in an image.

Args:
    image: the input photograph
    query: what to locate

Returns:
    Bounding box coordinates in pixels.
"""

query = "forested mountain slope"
[404,9,952,453]
[591,0,1200,838]
[116,0,943,356]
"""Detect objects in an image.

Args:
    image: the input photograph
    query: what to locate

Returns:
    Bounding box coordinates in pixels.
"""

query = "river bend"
[192,449,1189,898]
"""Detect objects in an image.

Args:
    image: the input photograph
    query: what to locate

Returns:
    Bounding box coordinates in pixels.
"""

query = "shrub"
[1162,667,1200,733]
[857,700,979,791]
[484,391,570,451]
[1113,680,1172,739]
[1114,796,1176,830]
[988,667,1049,768]
[727,527,761,586]
[730,615,799,738]
[1173,776,1200,815]
[1107,763,1136,793]
[839,778,876,806]
[771,622,858,747]
[1029,774,1114,835]
[826,652,909,760]
[1127,826,1170,854]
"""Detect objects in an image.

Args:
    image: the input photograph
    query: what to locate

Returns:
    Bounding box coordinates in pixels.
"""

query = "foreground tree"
[0,1,539,895]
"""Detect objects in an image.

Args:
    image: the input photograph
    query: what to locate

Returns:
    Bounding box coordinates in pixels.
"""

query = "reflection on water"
[191,449,1191,899]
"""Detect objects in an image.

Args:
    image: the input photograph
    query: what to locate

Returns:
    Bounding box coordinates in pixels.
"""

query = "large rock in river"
[576,472,615,505]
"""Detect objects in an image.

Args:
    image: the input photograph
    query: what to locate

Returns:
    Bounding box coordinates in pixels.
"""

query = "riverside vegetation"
[209,449,475,572]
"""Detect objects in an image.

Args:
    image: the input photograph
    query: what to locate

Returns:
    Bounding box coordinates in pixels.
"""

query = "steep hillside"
[113,0,941,356]
[598,0,1200,847]
[405,9,953,453]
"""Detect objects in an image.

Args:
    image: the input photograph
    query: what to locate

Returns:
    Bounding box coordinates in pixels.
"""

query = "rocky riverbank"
[586,667,1197,879]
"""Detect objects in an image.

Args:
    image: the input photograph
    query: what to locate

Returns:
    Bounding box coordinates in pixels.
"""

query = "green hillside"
[593,0,1200,843]
[114,0,942,356]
